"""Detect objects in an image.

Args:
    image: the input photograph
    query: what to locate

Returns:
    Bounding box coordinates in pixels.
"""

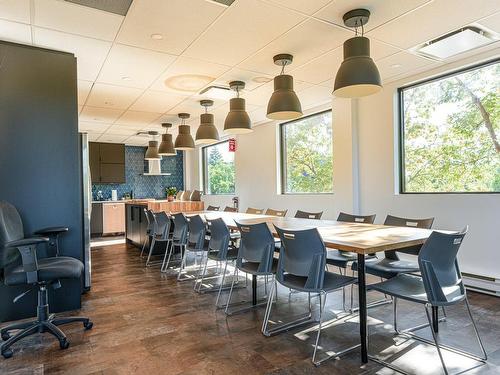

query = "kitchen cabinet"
[125,204,144,247]
[102,202,125,234]
[89,142,125,183]
[90,202,103,235]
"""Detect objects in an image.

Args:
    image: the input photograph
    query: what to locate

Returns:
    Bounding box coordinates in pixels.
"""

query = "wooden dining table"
[184,210,438,365]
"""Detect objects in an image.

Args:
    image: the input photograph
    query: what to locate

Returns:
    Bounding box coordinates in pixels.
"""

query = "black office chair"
[294,210,323,220]
[161,213,188,273]
[0,201,92,359]
[177,215,207,282]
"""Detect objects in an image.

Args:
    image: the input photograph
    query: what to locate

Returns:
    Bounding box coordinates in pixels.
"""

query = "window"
[280,110,333,194]
[399,60,499,193]
[202,140,235,195]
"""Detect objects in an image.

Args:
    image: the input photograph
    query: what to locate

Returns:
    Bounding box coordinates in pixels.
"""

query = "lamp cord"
[280,61,287,75]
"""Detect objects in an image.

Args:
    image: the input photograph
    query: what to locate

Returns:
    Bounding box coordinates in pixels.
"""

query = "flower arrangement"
[165,186,178,201]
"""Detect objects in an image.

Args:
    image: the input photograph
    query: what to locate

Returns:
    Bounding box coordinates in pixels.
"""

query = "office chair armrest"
[6,237,49,284]
[34,226,69,236]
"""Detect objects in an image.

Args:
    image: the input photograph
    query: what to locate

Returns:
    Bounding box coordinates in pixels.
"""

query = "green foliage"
[403,62,499,192]
[283,111,333,193]
[165,186,177,197]
[206,142,235,195]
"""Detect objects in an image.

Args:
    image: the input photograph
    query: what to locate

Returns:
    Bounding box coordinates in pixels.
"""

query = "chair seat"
[280,271,356,293]
[5,256,83,286]
[326,249,358,268]
[207,246,239,261]
[352,258,419,279]
[368,273,464,306]
[239,258,278,275]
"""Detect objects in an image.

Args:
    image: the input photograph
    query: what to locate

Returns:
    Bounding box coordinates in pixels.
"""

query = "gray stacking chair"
[265,208,287,217]
[206,205,220,211]
[294,210,323,220]
[246,207,265,215]
[195,218,239,307]
[262,226,358,366]
[175,190,183,200]
[140,209,155,257]
[177,215,207,282]
[368,228,487,375]
[181,190,192,201]
[190,190,202,201]
[223,206,238,212]
[160,213,188,273]
[225,221,277,315]
[145,211,171,267]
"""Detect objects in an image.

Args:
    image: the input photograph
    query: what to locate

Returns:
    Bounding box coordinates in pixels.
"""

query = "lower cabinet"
[102,202,125,234]
[125,204,146,248]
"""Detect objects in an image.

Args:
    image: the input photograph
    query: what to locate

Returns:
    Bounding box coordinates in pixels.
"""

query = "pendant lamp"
[267,54,302,120]
[224,81,252,134]
[174,113,195,150]
[158,123,176,156]
[195,100,219,144]
[333,9,382,98]
[137,131,160,160]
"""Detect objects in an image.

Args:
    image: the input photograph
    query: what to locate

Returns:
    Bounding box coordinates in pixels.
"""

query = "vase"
[167,195,174,202]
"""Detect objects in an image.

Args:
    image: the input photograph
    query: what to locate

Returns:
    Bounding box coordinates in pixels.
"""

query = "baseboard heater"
[462,272,500,297]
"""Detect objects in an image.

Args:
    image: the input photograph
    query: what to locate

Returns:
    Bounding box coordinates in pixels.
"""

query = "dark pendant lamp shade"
[267,54,302,120]
[333,9,382,98]
[145,140,161,160]
[196,100,219,144]
[158,123,176,156]
[174,113,195,151]
[224,81,252,135]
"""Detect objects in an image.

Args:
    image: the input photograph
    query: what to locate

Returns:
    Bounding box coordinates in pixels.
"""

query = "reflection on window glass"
[400,61,499,193]
[281,111,333,194]
[203,141,235,195]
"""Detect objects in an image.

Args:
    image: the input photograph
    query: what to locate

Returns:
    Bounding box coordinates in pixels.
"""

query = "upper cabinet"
[90,142,125,184]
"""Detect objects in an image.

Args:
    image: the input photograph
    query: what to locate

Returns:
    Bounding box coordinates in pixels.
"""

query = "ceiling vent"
[64,0,133,16]
[205,0,236,6]
[199,85,233,100]
[414,26,497,60]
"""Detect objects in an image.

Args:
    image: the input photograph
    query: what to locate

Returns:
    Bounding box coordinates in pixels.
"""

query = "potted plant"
[166,186,177,202]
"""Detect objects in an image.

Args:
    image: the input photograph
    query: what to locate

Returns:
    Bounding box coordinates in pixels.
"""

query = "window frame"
[398,58,500,195]
[201,139,236,196]
[279,109,334,195]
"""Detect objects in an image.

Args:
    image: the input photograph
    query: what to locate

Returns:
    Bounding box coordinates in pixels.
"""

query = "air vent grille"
[64,0,133,16]
[206,0,236,7]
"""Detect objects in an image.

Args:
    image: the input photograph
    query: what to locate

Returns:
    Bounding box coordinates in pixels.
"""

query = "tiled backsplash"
[92,146,184,200]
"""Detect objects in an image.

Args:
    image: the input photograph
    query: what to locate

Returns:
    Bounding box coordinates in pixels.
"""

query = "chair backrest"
[294,210,323,220]
[207,218,231,260]
[235,221,275,273]
[246,207,264,215]
[383,214,435,258]
[207,205,220,211]
[190,190,202,201]
[337,212,376,224]
[181,190,192,201]
[175,190,184,200]
[187,215,206,250]
[274,226,326,291]
[152,211,171,239]
[0,201,24,269]
[418,228,467,306]
[144,209,155,233]
[172,213,188,244]
[265,208,287,217]
[223,206,238,212]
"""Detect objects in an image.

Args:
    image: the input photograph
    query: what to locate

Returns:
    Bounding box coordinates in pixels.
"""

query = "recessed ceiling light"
[164,74,215,92]
[150,33,163,40]
[252,76,272,83]
[104,101,114,106]
[390,64,402,68]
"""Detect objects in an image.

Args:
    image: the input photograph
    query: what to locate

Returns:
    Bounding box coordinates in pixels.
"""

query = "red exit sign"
[229,138,236,152]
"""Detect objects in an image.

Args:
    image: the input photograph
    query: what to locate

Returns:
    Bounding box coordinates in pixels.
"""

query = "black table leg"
[357,253,368,363]
[432,306,439,333]
[252,275,257,306]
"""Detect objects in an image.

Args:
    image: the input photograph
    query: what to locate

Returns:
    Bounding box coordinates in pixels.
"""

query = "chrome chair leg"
[464,298,488,361]
[177,247,189,281]
[224,267,238,314]
[195,252,210,292]
[160,240,172,272]
[312,291,326,365]
[261,280,276,335]
[424,304,449,375]
[215,260,229,308]
[146,237,156,267]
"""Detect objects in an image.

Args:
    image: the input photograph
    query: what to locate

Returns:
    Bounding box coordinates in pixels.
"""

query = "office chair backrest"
[207,218,230,260]
[337,212,376,224]
[153,211,171,239]
[274,226,326,291]
[418,228,467,306]
[190,190,202,201]
[175,190,183,200]
[246,207,264,215]
[144,209,155,233]
[235,221,274,273]
[207,205,220,211]
[224,206,238,212]
[181,190,191,201]
[187,215,206,249]
[383,214,435,258]
[265,208,287,217]
[172,213,188,244]
[294,210,323,220]
[0,201,24,269]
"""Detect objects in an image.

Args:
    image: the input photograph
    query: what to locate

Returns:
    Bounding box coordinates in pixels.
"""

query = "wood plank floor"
[1,242,500,375]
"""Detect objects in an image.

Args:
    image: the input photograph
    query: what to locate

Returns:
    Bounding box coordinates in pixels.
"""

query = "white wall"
[186,49,500,279]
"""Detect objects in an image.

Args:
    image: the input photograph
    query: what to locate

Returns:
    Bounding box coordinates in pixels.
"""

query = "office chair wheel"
[84,321,93,330]
[59,338,70,350]
[1,332,10,341]
[1,348,13,359]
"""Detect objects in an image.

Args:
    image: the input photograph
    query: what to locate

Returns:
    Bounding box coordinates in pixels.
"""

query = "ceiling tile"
[267,0,332,15]
[87,133,101,141]
[368,0,500,49]
[183,0,305,66]
[80,106,124,123]
[291,47,343,85]
[148,113,179,128]
[97,134,129,143]
[376,51,439,82]
[0,0,30,24]
[78,80,93,105]
[477,11,500,33]
[116,0,225,55]
[85,83,143,110]
[238,19,351,75]
[104,126,139,136]
[297,85,332,110]
[213,68,273,91]
[248,106,268,125]
[33,0,123,41]
[78,121,111,132]
[0,19,31,44]
[130,90,187,113]
[124,135,149,146]
[33,27,112,81]
[150,56,230,94]
[167,99,206,118]
[115,110,162,127]
[97,44,176,89]
[316,0,431,32]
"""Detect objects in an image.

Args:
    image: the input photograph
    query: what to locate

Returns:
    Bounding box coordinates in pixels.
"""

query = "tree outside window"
[203,141,235,195]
